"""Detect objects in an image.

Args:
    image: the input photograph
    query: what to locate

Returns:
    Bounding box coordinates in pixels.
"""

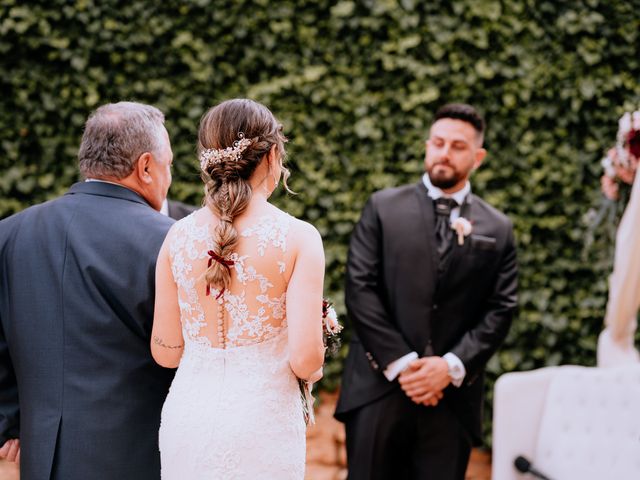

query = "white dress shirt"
[160,199,169,216]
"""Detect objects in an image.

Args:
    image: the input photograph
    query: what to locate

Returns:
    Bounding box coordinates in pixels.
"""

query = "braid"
[197,98,289,296]
[204,178,251,294]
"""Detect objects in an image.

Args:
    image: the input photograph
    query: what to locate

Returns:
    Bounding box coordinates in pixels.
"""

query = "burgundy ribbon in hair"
[206,250,235,299]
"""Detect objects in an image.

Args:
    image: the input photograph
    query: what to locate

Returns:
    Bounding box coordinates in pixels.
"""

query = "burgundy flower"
[322,299,330,318]
[627,129,640,160]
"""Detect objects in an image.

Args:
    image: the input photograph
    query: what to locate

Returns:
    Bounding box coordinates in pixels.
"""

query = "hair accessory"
[206,250,235,299]
[199,132,252,171]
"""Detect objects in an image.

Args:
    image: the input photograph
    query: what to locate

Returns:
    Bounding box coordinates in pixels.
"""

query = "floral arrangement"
[451,217,473,245]
[600,110,640,201]
[584,109,640,256]
[300,298,343,425]
[322,299,343,355]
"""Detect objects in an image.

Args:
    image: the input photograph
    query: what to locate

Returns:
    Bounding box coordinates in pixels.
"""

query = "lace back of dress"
[168,213,292,349]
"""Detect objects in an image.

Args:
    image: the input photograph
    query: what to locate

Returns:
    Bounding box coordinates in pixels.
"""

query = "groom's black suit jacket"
[335,181,517,443]
[0,182,175,480]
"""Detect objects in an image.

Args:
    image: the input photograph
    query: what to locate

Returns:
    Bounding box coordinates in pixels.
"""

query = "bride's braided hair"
[198,98,289,295]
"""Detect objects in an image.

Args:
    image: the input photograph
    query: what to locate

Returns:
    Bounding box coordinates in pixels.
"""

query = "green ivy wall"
[2,0,639,441]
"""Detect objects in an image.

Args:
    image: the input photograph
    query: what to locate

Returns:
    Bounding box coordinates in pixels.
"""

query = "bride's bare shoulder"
[243,204,322,253]
[264,205,319,238]
[286,215,323,255]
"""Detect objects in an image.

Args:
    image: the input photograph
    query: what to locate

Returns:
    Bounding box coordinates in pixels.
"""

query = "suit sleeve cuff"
[443,352,466,387]
[383,352,418,381]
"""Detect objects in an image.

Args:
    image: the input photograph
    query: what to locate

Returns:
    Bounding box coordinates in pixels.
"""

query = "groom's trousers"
[344,387,472,480]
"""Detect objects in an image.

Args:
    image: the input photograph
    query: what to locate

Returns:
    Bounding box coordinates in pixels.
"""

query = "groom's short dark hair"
[434,103,485,139]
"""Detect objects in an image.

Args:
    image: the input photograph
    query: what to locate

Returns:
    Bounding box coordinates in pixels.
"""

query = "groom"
[335,104,518,479]
[0,102,175,479]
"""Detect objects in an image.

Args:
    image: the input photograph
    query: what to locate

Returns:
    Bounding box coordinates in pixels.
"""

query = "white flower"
[323,305,342,335]
[619,112,632,134]
[451,217,473,245]
[601,151,616,178]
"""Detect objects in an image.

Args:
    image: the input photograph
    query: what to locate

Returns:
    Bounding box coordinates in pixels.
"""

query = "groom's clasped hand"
[398,357,449,406]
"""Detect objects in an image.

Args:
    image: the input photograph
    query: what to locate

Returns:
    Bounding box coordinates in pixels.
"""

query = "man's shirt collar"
[422,173,470,205]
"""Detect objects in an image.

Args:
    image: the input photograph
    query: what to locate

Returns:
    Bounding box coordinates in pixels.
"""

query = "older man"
[0,102,175,480]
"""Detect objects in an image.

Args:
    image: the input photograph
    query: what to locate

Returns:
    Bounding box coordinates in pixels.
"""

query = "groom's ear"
[135,152,154,185]
[473,148,487,170]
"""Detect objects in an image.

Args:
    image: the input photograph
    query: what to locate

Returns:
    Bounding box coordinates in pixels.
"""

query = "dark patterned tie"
[434,197,458,265]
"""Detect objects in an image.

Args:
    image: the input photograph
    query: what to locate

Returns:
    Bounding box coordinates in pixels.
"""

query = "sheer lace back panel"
[160,209,306,479]
[168,211,293,350]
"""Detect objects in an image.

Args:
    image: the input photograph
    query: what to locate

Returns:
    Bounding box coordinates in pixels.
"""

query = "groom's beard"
[427,164,463,189]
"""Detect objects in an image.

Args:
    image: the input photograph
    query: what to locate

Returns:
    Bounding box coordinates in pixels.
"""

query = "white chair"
[492,364,640,480]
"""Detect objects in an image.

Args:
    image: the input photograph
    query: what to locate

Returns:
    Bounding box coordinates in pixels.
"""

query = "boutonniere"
[451,217,473,245]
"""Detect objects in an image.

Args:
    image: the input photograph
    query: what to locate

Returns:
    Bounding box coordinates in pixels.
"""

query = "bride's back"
[154,98,325,479]
[168,206,294,349]
[158,206,316,480]
[152,98,324,377]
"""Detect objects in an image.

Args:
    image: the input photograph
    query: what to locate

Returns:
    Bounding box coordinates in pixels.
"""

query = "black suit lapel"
[414,182,440,284]
[438,194,475,290]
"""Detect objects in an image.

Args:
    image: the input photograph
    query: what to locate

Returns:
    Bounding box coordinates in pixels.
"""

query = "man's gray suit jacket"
[0,181,175,480]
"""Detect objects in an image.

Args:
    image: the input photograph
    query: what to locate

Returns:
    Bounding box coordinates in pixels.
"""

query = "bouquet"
[300,299,343,425]
[600,110,640,201]
[584,109,640,256]
[322,298,343,355]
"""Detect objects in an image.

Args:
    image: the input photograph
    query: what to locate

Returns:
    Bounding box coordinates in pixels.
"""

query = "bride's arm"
[286,221,326,380]
[151,236,184,368]
[307,366,324,384]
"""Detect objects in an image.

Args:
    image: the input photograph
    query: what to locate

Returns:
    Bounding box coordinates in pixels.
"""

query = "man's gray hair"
[78,102,166,179]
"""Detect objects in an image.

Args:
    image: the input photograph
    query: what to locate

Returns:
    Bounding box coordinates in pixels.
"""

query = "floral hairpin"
[199,132,252,171]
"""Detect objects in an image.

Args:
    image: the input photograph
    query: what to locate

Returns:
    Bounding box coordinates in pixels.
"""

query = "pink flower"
[322,299,343,341]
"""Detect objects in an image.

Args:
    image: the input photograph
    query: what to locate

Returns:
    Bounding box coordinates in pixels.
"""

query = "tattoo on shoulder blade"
[153,335,184,349]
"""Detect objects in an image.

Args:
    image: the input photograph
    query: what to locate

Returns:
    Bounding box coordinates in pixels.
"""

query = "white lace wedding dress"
[159,212,306,479]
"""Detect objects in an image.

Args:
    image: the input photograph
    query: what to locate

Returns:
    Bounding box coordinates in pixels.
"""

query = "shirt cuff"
[383,352,419,381]
[443,352,466,387]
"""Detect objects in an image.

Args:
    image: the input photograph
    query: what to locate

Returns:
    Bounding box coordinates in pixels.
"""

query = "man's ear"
[473,148,487,170]
[135,152,154,184]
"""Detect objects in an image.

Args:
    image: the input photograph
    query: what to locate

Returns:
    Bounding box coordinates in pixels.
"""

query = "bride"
[151,99,325,479]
